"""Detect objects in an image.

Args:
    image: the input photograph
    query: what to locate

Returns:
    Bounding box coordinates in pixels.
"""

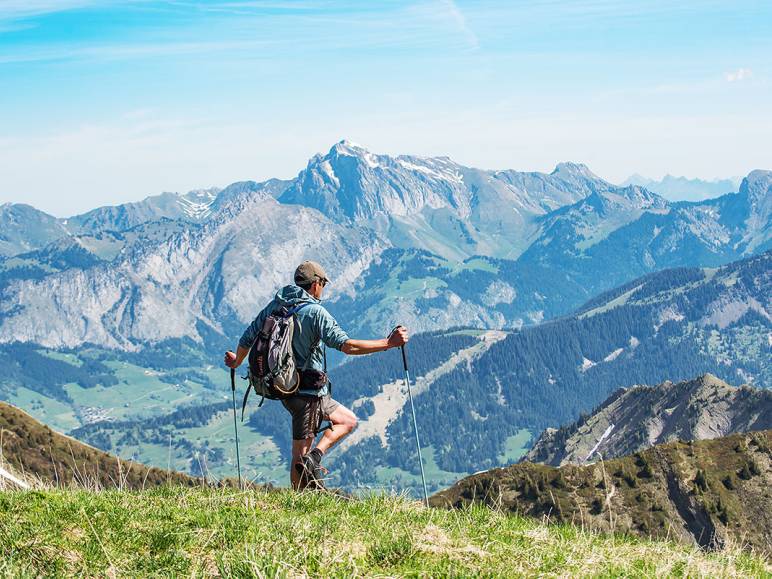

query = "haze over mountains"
[621,174,741,202]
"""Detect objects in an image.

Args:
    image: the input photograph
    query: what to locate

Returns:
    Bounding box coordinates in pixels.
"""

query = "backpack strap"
[300,337,321,372]
[290,302,320,373]
[285,302,312,317]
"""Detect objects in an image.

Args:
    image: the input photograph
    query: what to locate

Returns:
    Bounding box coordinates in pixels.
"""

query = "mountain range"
[328,251,770,489]
[621,174,741,202]
[0,141,770,490]
[61,251,770,491]
[0,141,769,351]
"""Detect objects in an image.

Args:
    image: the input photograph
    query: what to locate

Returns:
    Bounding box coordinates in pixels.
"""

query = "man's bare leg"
[290,437,313,489]
[315,405,358,454]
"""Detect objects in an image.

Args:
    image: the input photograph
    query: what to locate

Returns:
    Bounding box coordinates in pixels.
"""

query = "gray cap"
[294,260,329,286]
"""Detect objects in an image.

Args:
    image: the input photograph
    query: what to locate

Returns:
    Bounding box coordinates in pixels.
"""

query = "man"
[224,260,409,490]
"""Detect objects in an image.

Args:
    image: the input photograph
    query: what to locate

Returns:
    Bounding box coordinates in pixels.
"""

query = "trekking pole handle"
[390,325,409,371]
[230,368,236,392]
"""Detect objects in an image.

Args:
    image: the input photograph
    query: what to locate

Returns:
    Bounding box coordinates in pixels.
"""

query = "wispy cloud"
[0,0,101,20]
[438,0,478,50]
[725,68,752,82]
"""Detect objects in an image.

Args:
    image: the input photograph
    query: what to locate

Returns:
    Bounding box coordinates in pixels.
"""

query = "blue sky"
[1,0,770,216]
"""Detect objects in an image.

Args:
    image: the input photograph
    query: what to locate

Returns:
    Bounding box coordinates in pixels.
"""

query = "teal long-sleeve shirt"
[238,284,349,397]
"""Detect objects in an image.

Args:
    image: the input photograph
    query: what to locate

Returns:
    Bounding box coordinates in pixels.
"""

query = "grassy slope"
[0,402,199,489]
[432,430,772,557]
[0,487,768,577]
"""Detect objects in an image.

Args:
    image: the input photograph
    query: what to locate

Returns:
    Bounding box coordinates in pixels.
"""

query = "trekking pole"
[230,368,243,489]
[396,329,429,507]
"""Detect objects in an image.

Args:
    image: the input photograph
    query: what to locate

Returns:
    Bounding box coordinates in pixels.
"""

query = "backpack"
[241,302,318,420]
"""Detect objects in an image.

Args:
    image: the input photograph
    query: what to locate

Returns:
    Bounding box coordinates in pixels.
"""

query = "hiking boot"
[295,451,327,490]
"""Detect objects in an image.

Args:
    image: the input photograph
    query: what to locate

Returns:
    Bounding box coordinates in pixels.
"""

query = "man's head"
[294,260,329,299]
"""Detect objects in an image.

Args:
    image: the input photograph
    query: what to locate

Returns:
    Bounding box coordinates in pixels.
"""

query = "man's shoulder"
[299,302,329,317]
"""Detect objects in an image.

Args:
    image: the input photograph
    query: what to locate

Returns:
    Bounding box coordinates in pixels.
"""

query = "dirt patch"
[416,524,488,560]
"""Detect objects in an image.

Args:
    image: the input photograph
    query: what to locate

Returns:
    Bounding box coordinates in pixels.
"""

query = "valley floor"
[0,487,768,577]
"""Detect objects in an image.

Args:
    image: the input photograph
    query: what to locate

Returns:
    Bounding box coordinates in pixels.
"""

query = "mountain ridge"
[524,374,772,466]
[0,401,201,489]
[431,430,772,556]
[621,174,741,202]
[2,141,766,351]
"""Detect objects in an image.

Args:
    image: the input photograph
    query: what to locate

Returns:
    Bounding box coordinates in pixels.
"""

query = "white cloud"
[725,68,752,82]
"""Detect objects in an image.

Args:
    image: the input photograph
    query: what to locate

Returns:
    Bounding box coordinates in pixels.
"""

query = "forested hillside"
[330,251,771,490]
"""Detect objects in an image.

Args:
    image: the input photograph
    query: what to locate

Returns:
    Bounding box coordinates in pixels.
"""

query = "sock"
[310,448,324,462]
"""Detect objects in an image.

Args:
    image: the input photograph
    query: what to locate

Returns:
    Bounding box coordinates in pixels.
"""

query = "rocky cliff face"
[525,374,772,466]
[0,184,383,349]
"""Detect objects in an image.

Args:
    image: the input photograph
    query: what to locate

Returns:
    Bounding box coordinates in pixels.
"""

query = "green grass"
[35,349,84,367]
[0,387,79,433]
[0,487,767,577]
[83,408,286,485]
[171,410,286,483]
[498,429,533,464]
[63,361,224,423]
[372,446,466,495]
[450,257,500,275]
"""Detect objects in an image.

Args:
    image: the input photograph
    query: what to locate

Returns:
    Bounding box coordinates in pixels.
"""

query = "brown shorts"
[281,395,340,440]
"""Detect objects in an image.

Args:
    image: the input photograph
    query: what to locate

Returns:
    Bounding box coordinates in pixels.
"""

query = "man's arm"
[224,306,269,369]
[340,326,408,356]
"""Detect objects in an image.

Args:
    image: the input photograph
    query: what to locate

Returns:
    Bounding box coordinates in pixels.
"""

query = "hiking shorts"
[281,395,340,440]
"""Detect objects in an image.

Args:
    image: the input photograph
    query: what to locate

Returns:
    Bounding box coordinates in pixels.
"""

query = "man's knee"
[341,412,358,433]
[328,406,357,432]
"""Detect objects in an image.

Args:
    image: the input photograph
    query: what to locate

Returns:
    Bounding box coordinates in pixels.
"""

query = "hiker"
[224,260,409,490]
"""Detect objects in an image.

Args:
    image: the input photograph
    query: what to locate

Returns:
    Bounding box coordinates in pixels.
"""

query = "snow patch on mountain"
[580,357,596,372]
[176,189,218,220]
[603,348,624,362]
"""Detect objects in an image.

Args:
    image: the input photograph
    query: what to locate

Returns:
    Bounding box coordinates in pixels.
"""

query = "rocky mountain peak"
[524,374,772,467]
[329,139,368,156]
[280,140,469,221]
[739,169,772,203]
[551,161,601,182]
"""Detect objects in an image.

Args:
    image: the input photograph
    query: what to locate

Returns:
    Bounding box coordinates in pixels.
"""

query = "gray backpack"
[241,303,316,419]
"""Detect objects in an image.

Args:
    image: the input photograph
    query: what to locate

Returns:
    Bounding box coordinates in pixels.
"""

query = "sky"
[0,0,770,216]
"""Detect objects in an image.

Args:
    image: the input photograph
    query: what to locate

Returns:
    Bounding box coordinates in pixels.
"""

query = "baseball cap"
[294,260,330,286]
